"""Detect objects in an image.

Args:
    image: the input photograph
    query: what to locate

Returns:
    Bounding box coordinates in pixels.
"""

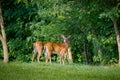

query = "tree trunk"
[112,19,120,66]
[0,3,9,63]
[67,47,73,63]
[84,43,89,64]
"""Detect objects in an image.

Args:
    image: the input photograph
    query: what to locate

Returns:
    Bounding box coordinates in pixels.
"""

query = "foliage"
[0,0,119,64]
[108,58,118,65]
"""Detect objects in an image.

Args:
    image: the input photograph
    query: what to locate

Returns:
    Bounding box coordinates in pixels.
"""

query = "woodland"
[0,0,120,65]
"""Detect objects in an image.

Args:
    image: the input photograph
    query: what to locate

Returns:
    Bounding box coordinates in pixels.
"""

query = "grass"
[0,61,120,80]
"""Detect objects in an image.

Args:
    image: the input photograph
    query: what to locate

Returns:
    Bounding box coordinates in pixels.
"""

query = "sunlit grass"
[0,61,120,80]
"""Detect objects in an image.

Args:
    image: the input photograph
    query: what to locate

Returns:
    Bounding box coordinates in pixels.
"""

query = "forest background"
[0,0,120,65]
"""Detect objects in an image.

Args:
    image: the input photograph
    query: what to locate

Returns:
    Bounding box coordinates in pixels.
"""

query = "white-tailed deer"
[32,41,44,62]
[44,35,70,64]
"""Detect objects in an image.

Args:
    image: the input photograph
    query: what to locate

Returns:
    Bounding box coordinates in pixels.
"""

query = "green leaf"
[17,0,21,4]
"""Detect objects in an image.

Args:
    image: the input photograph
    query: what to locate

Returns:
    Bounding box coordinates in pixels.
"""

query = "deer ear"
[61,34,65,39]
[67,35,71,39]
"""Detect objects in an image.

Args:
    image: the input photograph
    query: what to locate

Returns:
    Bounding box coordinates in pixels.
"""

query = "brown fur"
[44,35,70,64]
[32,35,70,64]
[32,41,44,62]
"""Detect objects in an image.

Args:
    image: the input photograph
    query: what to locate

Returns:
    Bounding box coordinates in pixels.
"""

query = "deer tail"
[44,45,48,56]
[33,44,37,54]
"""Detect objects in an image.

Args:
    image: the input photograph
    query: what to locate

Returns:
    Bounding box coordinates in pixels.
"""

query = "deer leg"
[60,55,62,64]
[44,45,52,63]
[45,47,49,63]
[60,52,63,64]
[37,50,42,62]
[46,51,51,63]
[32,49,37,62]
[60,55,64,64]
[61,54,65,64]
[60,54,64,64]
[60,50,66,64]
[45,54,49,63]
[48,52,51,63]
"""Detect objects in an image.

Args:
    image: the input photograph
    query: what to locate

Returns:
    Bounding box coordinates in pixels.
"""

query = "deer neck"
[64,42,69,48]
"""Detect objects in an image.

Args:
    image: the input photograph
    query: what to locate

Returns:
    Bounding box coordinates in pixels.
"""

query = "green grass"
[0,61,120,80]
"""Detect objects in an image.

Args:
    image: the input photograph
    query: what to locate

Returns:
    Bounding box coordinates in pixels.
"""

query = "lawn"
[0,61,120,80]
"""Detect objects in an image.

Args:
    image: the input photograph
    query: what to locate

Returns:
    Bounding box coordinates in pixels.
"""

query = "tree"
[113,18,120,66]
[99,1,120,66]
[0,1,9,63]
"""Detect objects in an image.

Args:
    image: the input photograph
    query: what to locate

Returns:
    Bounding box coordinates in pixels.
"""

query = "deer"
[32,41,44,62]
[44,35,70,64]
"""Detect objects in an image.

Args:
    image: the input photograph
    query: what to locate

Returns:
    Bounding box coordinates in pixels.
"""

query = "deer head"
[61,35,71,43]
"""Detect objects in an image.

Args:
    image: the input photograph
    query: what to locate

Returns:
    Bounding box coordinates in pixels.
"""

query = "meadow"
[0,61,120,80]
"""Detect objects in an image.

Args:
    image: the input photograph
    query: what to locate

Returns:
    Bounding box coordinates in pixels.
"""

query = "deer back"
[52,42,69,54]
